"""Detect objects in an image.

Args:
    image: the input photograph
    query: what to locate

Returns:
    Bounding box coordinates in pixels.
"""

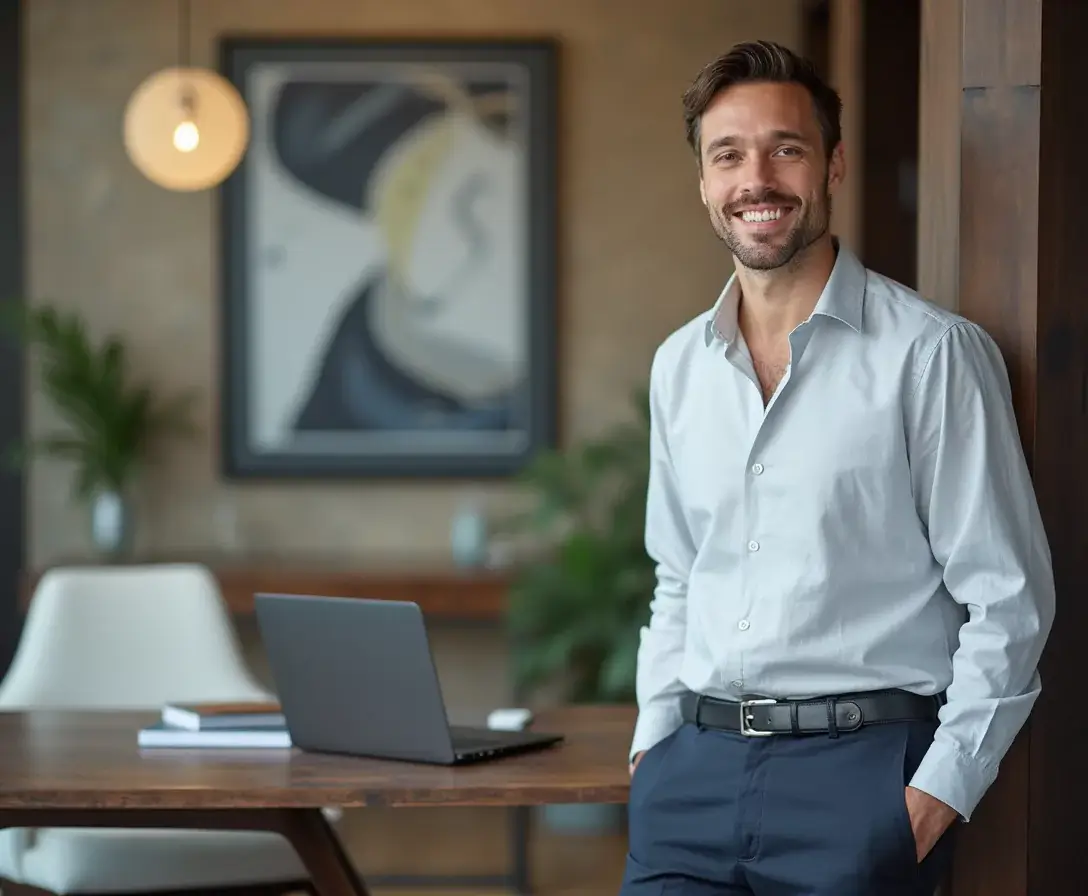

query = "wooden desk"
[22,554,513,621]
[0,705,634,896]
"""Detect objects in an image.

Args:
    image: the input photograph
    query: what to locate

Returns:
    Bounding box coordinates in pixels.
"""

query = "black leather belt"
[680,689,943,737]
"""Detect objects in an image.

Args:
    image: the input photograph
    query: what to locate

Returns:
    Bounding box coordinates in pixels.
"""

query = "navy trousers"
[620,717,957,895]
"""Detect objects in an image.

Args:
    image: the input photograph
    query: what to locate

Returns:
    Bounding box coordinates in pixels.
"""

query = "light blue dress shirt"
[631,244,1055,822]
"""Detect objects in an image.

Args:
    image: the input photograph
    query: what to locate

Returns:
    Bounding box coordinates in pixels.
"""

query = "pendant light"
[123,0,249,191]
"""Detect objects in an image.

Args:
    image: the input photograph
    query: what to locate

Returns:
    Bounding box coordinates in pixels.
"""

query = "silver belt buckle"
[739,698,777,736]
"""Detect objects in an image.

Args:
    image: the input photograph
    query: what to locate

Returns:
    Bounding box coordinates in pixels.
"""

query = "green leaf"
[6,304,199,496]
[504,387,654,704]
[598,629,641,700]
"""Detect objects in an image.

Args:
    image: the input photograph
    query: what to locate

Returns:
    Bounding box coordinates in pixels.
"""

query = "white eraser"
[487,707,534,731]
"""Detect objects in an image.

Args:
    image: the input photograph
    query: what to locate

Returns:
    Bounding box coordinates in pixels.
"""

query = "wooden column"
[918,1,1087,893]
[828,0,863,256]
[916,0,961,307]
[0,0,25,675]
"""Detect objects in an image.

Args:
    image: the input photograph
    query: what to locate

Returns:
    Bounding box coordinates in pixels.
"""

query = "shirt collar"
[704,240,866,348]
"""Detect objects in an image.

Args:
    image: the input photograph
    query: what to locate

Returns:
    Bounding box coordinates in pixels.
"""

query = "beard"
[710,182,831,272]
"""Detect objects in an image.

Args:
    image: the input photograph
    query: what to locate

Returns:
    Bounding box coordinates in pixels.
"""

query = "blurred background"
[0,1,932,893]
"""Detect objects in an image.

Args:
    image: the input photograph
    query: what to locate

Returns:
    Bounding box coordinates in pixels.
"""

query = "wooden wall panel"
[919,0,1088,893]
[859,0,919,288]
[961,0,1041,88]
[957,85,1040,458]
[1025,1,1088,891]
[916,0,961,307]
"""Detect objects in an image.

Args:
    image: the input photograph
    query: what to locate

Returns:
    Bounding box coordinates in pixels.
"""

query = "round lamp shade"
[123,66,249,191]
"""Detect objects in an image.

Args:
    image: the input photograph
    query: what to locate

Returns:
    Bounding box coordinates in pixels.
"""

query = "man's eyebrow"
[703,130,812,156]
[704,135,739,155]
[769,129,810,144]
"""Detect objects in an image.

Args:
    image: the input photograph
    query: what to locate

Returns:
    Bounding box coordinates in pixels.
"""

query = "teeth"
[741,208,784,223]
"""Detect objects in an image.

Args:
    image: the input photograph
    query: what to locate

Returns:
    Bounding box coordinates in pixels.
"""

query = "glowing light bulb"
[173,120,200,153]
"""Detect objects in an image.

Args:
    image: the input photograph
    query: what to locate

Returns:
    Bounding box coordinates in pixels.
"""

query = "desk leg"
[0,807,370,896]
[510,805,533,895]
[278,808,370,896]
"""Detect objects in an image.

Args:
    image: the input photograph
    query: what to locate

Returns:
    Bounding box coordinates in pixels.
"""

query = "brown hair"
[682,40,843,162]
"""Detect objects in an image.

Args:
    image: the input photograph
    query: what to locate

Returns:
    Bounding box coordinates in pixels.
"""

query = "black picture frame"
[218,37,559,479]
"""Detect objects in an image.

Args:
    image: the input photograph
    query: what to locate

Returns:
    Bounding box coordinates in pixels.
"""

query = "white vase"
[90,489,133,559]
[450,501,488,568]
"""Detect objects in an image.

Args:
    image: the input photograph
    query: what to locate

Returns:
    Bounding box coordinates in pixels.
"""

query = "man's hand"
[904,785,958,861]
[628,750,645,777]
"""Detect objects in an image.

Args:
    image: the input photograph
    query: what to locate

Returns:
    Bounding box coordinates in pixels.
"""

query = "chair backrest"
[0,563,271,709]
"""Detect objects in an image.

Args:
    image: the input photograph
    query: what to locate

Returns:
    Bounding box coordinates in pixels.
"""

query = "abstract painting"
[218,38,558,477]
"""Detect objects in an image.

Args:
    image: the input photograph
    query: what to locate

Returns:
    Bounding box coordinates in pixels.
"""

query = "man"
[623,40,1054,896]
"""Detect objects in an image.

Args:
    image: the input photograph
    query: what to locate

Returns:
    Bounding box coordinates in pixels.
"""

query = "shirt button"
[731,679,743,688]
[747,540,759,552]
[738,619,750,631]
[751,462,764,475]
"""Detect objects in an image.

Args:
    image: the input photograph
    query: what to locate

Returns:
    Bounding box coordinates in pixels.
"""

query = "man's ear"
[828,141,846,195]
[699,177,708,207]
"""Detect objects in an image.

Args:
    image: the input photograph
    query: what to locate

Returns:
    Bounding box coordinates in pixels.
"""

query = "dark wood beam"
[0,0,25,675]
[1025,1,1088,891]
[919,0,1087,893]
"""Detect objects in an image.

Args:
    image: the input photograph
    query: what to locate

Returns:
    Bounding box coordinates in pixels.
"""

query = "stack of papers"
[137,701,292,749]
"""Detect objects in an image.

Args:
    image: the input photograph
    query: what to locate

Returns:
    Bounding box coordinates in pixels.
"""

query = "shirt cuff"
[907,736,999,822]
[629,702,683,762]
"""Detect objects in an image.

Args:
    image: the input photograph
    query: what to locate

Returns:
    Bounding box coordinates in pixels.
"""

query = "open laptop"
[253,593,564,765]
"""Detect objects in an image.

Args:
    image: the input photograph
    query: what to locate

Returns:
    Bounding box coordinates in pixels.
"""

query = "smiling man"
[621,40,1055,896]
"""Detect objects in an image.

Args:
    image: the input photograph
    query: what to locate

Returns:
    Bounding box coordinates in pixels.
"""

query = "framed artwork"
[218,37,558,478]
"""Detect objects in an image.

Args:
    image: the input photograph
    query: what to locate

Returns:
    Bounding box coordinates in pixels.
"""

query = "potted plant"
[497,388,654,830]
[3,304,197,558]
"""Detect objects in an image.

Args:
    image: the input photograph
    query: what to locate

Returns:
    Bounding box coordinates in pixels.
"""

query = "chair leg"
[0,879,313,896]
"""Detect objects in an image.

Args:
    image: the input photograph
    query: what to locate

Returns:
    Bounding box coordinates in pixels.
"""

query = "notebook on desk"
[253,593,564,765]
[160,700,286,730]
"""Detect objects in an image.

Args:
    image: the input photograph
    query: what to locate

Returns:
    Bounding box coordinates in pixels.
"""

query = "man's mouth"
[734,205,795,225]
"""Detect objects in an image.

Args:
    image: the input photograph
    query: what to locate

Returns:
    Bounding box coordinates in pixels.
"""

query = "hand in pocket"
[904,785,958,862]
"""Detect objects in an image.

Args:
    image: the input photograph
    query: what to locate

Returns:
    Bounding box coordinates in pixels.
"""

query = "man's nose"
[738,155,775,197]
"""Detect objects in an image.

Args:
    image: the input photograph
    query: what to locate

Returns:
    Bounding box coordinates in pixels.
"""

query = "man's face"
[697,81,843,271]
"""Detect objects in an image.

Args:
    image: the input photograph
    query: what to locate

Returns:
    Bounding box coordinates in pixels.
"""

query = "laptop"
[253,593,564,764]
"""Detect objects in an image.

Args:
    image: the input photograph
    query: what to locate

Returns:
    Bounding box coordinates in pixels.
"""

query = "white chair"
[0,563,313,896]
